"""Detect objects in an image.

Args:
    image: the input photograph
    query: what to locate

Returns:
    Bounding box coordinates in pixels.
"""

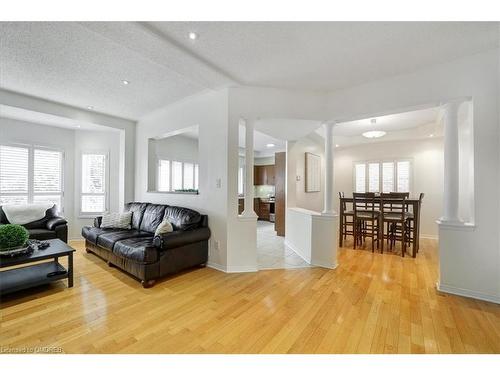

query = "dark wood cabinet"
[254,165,275,185]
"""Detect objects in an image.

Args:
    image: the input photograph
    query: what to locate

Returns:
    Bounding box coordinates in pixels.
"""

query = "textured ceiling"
[1,22,497,121]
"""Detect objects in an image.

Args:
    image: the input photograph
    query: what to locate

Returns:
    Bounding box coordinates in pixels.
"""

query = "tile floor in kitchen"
[257,220,311,270]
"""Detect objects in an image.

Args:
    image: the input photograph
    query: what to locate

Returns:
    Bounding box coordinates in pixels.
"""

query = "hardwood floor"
[1,238,499,354]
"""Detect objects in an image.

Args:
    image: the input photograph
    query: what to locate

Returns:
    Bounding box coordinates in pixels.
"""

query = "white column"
[441,101,461,223]
[242,119,257,217]
[322,121,336,215]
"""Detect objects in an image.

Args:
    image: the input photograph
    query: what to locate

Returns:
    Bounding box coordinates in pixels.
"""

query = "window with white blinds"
[0,145,63,208]
[81,153,107,214]
[397,161,411,193]
[354,159,411,193]
[157,159,199,192]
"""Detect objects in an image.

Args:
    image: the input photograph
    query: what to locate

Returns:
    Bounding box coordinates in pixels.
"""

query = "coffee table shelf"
[0,261,67,295]
[0,239,75,296]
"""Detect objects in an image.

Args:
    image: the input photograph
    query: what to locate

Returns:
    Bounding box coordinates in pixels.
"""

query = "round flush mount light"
[429,134,434,138]
[122,80,130,85]
[188,32,198,40]
[362,130,386,139]
[266,143,276,148]
[87,106,94,110]
[335,144,340,148]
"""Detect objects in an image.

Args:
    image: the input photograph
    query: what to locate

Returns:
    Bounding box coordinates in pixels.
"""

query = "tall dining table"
[338,195,422,257]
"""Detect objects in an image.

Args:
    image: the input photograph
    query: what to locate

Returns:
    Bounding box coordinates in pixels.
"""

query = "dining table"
[338,195,422,257]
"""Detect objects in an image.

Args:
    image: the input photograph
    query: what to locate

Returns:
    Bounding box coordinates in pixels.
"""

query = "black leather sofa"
[81,202,211,287]
[0,205,68,243]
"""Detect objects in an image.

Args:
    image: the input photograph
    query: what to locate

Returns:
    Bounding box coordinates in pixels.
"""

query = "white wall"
[135,89,229,269]
[0,117,75,225]
[327,49,499,303]
[287,135,325,213]
[0,119,122,240]
[334,138,444,238]
[73,129,122,239]
[0,89,136,204]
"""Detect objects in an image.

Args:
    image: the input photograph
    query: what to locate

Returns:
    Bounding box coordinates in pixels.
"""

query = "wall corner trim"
[436,282,499,304]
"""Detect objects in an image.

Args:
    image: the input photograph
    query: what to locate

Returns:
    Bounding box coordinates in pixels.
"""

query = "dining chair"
[353,192,380,252]
[380,193,411,256]
[339,192,354,243]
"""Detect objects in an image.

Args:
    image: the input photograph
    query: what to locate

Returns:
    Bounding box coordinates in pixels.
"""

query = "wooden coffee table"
[0,239,75,295]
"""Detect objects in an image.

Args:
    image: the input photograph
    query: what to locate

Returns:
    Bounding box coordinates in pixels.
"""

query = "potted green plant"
[0,224,30,254]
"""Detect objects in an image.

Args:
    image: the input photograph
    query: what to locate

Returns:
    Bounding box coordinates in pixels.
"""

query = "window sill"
[147,190,199,195]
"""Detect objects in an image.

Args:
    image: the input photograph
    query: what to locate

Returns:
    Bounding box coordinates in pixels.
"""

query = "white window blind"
[355,163,366,193]
[0,145,63,208]
[81,153,107,214]
[158,159,199,192]
[354,159,412,193]
[382,162,394,193]
[397,161,410,193]
[158,160,170,192]
[194,164,199,190]
[368,163,380,192]
[183,163,194,189]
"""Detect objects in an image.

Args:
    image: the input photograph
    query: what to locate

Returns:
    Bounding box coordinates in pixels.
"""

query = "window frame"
[79,150,109,217]
[0,142,65,211]
[353,158,413,194]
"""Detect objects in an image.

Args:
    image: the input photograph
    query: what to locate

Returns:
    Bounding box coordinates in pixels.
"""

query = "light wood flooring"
[1,238,499,353]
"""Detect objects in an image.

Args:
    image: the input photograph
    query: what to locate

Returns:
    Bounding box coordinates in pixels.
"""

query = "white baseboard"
[311,259,338,270]
[436,282,499,304]
[420,234,438,240]
[225,265,258,273]
[284,240,312,264]
[207,262,226,273]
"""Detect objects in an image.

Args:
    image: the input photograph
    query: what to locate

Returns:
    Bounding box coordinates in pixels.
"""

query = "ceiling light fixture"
[87,106,94,110]
[362,130,386,139]
[188,32,198,40]
[266,143,275,148]
[122,80,130,85]
[335,144,340,148]
[429,134,434,138]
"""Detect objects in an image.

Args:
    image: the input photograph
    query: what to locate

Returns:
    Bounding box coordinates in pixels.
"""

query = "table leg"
[412,202,419,258]
[68,252,73,288]
[339,205,344,247]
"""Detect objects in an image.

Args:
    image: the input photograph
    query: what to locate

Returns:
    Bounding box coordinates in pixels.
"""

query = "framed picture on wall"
[305,152,321,192]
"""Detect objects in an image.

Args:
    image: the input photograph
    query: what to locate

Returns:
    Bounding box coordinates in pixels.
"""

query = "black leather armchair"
[0,205,68,243]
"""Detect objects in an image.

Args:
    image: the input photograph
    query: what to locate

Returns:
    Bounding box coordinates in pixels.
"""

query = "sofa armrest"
[46,217,68,230]
[94,216,103,228]
[153,227,211,250]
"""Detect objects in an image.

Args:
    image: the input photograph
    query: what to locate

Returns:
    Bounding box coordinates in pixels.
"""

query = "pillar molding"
[322,121,336,216]
[241,118,257,218]
[440,100,462,224]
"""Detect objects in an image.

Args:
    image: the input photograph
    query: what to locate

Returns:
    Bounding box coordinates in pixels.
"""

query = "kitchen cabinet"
[254,165,275,185]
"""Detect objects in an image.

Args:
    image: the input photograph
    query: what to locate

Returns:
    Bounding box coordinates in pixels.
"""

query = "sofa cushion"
[163,206,201,231]
[81,226,117,245]
[96,230,151,250]
[139,204,167,233]
[113,237,157,264]
[124,202,148,230]
[27,228,58,241]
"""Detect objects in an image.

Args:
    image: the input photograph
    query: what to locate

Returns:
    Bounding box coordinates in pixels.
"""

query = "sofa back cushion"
[163,206,201,231]
[139,204,167,233]
[124,202,148,230]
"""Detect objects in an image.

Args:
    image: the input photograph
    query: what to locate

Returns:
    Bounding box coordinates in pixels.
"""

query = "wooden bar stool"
[353,192,381,252]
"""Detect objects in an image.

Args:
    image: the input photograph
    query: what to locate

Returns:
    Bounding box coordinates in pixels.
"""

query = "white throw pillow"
[155,220,173,236]
[100,212,132,229]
